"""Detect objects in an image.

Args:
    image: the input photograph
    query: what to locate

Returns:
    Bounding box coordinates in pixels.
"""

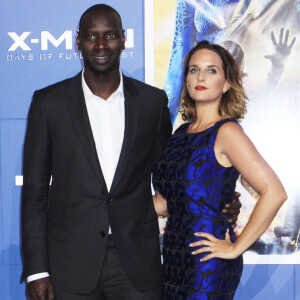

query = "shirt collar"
[81,70,124,103]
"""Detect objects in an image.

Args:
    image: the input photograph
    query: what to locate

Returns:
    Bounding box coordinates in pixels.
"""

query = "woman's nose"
[197,71,205,81]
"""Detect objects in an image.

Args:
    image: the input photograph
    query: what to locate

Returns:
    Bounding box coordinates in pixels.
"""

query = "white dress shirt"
[82,71,125,191]
[27,71,125,283]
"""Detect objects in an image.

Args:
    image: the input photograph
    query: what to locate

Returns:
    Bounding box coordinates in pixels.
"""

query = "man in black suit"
[21,4,172,299]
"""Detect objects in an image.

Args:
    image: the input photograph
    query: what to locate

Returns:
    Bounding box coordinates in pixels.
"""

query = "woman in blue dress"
[153,41,287,299]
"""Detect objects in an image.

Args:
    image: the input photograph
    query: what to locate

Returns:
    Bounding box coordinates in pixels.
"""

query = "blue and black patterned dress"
[153,118,243,300]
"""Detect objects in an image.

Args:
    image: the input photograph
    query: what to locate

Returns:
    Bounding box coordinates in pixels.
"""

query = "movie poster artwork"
[154,0,300,262]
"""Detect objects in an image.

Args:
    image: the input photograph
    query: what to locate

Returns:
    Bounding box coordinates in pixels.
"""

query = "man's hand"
[222,192,242,228]
[153,190,168,217]
[27,277,54,300]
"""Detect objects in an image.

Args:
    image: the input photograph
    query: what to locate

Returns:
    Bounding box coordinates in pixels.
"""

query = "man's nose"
[95,36,107,49]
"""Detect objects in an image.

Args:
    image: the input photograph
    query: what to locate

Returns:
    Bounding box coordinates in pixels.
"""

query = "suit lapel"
[65,72,108,191]
[110,75,140,193]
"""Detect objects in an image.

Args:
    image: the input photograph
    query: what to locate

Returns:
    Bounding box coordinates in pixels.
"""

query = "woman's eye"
[190,68,198,73]
[208,68,217,74]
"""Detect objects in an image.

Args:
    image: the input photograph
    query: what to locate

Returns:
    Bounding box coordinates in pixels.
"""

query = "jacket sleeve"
[21,90,51,281]
[153,90,172,167]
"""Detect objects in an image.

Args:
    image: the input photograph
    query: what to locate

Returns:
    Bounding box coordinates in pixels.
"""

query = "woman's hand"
[190,231,240,261]
[153,190,168,217]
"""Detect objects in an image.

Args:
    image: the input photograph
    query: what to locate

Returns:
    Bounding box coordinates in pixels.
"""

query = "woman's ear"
[222,82,230,93]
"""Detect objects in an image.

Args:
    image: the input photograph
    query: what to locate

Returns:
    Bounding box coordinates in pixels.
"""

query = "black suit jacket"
[21,72,172,293]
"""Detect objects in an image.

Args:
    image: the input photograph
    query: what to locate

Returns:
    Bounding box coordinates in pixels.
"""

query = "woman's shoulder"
[217,118,246,144]
[215,118,241,131]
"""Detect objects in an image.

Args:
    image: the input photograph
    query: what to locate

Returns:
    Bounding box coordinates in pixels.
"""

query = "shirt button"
[107,197,112,204]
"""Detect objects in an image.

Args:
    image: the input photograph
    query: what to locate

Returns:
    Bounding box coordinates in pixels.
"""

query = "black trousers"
[54,235,163,300]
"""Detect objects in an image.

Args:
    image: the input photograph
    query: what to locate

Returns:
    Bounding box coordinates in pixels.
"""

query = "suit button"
[100,231,106,237]
[107,197,112,204]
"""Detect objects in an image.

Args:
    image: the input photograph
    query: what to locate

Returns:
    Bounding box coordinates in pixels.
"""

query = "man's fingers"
[35,287,48,300]
[228,215,238,224]
[36,293,47,300]
[27,278,54,300]
[233,191,241,198]
[222,208,240,215]
[48,281,55,300]
[226,208,240,215]
[28,290,46,300]
[231,198,242,208]
[222,202,241,213]
[27,290,38,300]
[229,200,242,211]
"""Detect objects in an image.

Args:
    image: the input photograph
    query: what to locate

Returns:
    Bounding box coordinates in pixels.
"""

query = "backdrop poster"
[154,0,300,263]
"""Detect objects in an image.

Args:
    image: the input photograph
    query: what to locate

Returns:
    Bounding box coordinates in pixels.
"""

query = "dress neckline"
[186,118,232,135]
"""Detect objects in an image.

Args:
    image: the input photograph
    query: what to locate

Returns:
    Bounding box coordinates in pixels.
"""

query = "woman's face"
[186,49,229,104]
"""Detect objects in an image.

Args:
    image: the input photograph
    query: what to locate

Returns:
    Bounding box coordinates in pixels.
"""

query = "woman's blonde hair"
[180,41,248,121]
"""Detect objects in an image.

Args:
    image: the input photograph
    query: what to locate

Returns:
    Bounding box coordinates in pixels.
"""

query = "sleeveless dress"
[153,119,243,300]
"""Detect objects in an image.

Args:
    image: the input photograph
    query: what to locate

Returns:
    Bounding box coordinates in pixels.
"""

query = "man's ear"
[121,30,125,50]
[76,31,81,51]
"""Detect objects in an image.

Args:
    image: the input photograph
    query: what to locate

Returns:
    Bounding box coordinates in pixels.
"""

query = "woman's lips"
[195,86,207,91]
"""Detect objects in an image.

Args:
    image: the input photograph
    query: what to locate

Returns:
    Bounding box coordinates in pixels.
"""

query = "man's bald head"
[78,4,123,34]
